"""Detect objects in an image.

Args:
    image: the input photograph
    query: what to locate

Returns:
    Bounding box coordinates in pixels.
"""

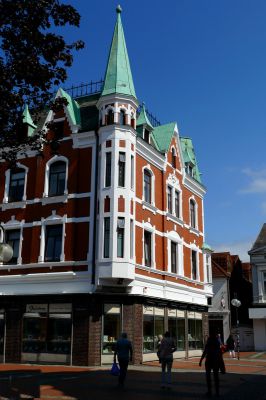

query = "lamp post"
[0,225,13,264]
[231,298,241,360]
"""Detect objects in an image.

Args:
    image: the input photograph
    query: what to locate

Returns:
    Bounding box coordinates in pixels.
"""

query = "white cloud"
[239,167,266,194]
[213,240,253,262]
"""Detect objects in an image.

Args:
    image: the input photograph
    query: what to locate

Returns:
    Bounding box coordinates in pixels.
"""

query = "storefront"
[0,311,5,363]
[101,304,121,364]
[21,303,72,364]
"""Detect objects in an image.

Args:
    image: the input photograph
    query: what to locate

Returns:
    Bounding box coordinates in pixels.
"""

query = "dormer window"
[53,120,64,139]
[144,128,150,143]
[106,109,114,125]
[186,164,194,177]
[119,110,126,125]
[171,148,176,169]
[131,113,135,128]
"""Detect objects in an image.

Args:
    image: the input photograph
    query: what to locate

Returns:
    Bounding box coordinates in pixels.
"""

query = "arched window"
[48,161,66,197]
[144,169,152,203]
[119,110,126,125]
[106,109,114,125]
[171,148,176,168]
[8,168,26,202]
[190,199,196,228]
[130,113,135,128]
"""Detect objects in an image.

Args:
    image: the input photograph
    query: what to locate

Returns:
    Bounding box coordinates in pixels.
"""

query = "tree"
[0,0,84,163]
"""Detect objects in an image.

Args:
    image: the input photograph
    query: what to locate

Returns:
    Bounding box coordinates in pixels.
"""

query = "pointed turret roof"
[22,104,36,129]
[136,103,153,129]
[251,223,266,250]
[101,5,136,98]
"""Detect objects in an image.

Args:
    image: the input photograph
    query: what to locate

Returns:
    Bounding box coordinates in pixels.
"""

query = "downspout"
[91,128,99,284]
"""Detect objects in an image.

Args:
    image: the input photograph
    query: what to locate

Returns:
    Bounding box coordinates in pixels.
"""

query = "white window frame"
[43,155,69,198]
[170,146,177,169]
[167,231,183,275]
[190,245,200,281]
[142,165,155,206]
[142,222,156,269]
[3,162,28,204]
[166,175,183,220]
[3,218,24,264]
[189,196,198,230]
[38,212,66,263]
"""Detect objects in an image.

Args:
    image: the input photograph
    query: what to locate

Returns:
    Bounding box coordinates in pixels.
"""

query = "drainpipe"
[91,128,99,285]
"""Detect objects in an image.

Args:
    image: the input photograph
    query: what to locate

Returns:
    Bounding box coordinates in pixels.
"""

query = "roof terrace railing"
[64,80,104,98]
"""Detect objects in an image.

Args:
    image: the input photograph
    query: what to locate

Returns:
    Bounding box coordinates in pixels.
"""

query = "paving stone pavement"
[0,352,265,400]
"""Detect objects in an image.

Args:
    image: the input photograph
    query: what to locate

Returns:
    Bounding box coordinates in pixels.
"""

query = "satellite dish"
[231,299,241,308]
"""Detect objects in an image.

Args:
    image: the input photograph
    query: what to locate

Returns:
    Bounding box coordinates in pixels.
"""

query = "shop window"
[8,168,25,202]
[167,186,172,214]
[144,230,152,267]
[104,217,110,258]
[168,309,185,351]
[22,305,72,356]
[6,229,20,264]
[264,271,266,295]
[48,161,66,197]
[143,306,164,353]
[44,225,63,262]
[143,169,152,203]
[102,304,121,354]
[0,315,4,359]
[118,152,126,187]
[188,312,203,350]
[105,152,112,187]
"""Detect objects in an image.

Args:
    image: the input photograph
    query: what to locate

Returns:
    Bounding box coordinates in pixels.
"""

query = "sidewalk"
[0,352,265,400]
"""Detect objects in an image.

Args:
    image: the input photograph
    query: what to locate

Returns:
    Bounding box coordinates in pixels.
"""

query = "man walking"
[114,332,133,388]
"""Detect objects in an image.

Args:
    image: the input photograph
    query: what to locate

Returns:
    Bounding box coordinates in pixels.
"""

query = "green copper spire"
[22,104,36,137]
[101,5,136,98]
[136,103,153,129]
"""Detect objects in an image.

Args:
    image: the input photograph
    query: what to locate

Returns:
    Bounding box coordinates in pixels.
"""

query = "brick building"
[0,6,212,365]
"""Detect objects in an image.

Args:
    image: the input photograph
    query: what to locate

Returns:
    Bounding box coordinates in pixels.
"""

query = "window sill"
[142,201,157,214]
[189,227,200,236]
[41,194,68,205]
[166,213,184,226]
[1,201,26,210]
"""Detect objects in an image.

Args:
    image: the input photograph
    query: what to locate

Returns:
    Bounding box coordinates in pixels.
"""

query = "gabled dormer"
[22,104,36,138]
[180,137,202,183]
[136,103,153,144]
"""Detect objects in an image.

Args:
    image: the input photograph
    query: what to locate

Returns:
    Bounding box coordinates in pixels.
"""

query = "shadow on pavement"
[0,369,266,400]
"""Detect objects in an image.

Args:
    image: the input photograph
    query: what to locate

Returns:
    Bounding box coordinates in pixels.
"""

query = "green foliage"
[0,0,84,163]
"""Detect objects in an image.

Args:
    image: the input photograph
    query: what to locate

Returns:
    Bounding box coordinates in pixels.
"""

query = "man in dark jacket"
[114,332,133,387]
[199,331,223,397]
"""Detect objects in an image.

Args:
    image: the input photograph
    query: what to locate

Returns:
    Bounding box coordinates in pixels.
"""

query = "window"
[44,225,63,262]
[190,199,196,228]
[8,168,25,202]
[130,219,134,259]
[118,152,126,187]
[6,229,20,264]
[191,250,197,280]
[48,161,66,197]
[264,272,266,294]
[53,120,64,139]
[186,164,193,177]
[167,186,172,214]
[117,218,125,258]
[104,218,110,258]
[131,156,134,189]
[103,305,121,354]
[105,153,112,187]
[106,109,114,125]
[144,230,152,267]
[131,114,135,128]
[188,312,203,349]
[144,129,150,143]
[168,309,185,351]
[175,191,180,218]
[171,148,176,168]
[144,170,152,203]
[143,306,165,353]
[171,241,178,273]
[119,110,126,125]
[206,255,211,283]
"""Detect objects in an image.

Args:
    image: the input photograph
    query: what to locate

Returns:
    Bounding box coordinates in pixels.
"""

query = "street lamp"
[231,298,241,360]
[0,225,13,264]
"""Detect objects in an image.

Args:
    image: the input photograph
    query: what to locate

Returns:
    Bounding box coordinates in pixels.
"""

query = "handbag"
[110,361,120,376]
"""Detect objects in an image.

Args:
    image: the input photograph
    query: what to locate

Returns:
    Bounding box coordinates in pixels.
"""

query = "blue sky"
[63,0,266,261]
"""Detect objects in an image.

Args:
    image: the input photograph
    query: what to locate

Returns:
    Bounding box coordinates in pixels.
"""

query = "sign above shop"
[26,304,48,313]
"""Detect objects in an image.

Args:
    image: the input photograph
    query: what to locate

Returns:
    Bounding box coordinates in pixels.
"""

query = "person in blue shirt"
[114,332,133,387]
